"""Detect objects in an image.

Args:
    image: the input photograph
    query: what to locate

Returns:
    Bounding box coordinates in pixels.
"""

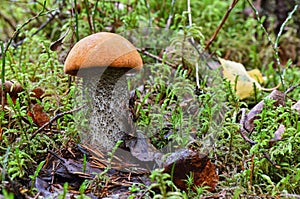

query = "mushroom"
[64,32,143,151]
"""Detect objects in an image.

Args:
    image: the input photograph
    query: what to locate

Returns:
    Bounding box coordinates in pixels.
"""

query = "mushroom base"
[79,67,134,151]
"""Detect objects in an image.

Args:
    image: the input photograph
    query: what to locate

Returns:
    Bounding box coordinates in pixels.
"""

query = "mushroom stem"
[82,67,134,151]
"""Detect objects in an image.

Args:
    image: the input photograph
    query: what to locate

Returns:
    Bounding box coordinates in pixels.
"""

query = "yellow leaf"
[218,57,261,99]
[247,69,264,84]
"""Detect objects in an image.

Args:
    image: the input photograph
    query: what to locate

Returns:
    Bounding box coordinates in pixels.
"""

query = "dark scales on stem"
[80,67,134,151]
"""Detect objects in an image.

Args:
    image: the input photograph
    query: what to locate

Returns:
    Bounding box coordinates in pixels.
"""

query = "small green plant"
[148,168,184,199]
[82,154,87,173]
[77,180,91,199]
[57,182,69,199]
[129,183,142,193]
[232,97,300,194]
[184,172,210,198]
[1,147,35,180]
[2,189,14,199]
[29,160,45,191]
[128,183,145,198]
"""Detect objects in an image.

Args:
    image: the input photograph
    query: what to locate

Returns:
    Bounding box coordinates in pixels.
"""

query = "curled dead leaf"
[292,100,300,115]
[0,80,23,104]
[269,124,285,144]
[163,149,218,192]
[30,104,50,127]
[31,87,45,104]
[126,131,161,163]
[50,29,69,51]
[242,90,286,133]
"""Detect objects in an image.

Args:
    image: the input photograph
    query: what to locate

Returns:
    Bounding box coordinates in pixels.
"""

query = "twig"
[239,108,257,145]
[246,1,298,91]
[192,0,239,82]
[144,0,152,27]
[245,0,273,49]
[204,0,239,51]
[1,1,48,110]
[274,5,298,92]
[165,0,176,30]
[47,149,66,162]
[1,43,5,110]
[2,1,47,55]
[73,0,80,42]
[274,5,298,67]
[280,193,300,199]
[84,0,95,33]
[187,0,200,89]
[14,10,60,48]
[32,10,60,37]
[1,1,47,93]
[30,106,84,140]
[263,152,280,168]
[137,48,177,69]
[285,83,300,94]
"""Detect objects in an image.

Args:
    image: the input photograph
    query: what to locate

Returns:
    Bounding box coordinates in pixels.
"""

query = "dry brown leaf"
[126,131,161,163]
[241,90,286,134]
[0,80,23,104]
[31,104,50,127]
[0,127,2,141]
[31,87,45,102]
[292,100,300,115]
[269,124,285,144]
[163,149,218,192]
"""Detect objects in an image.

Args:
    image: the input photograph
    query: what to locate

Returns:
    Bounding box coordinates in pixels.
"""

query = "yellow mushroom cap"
[64,32,143,76]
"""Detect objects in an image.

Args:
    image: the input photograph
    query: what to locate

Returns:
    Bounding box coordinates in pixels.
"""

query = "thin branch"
[137,48,177,69]
[263,152,280,168]
[30,106,84,140]
[165,0,176,30]
[144,0,152,27]
[246,1,298,92]
[14,9,60,47]
[32,10,60,37]
[187,0,200,89]
[1,1,48,111]
[84,0,95,33]
[204,0,239,51]
[3,1,47,55]
[1,43,5,110]
[285,83,300,94]
[274,5,298,65]
[239,108,257,145]
[280,193,300,199]
[245,0,273,46]
[73,0,80,42]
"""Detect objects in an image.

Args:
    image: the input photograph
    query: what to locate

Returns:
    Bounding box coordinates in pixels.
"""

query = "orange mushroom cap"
[64,32,143,76]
